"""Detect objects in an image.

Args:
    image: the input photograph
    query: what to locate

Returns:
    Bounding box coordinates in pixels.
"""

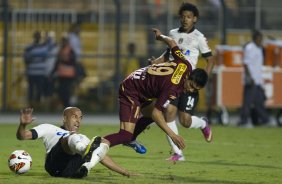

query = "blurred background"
[1,0,282,125]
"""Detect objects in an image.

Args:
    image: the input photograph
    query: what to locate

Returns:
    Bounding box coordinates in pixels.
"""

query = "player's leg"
[124,101,155,154]
[45,137,84,178]
[81,137,109,174]
[177,92,212,142]
[164,102,185,161]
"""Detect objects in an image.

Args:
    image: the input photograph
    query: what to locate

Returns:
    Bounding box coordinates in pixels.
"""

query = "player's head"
[252,29,263,46]
[178,3,199,31]
[33,31,41,44]
[63,107,83,133]
[184,68,208,93]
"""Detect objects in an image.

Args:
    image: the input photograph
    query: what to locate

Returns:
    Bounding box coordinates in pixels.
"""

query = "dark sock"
[104,129,133,147]
[133,117,154,140]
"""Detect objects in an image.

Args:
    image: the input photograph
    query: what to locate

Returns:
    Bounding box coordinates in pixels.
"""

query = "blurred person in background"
[52,37,77,108]
[238,30,269,128]
[68,23,81,61]
[126,2,214,161]
[122,42,140,78]
[23,31,53,108]
[43,31,59,111]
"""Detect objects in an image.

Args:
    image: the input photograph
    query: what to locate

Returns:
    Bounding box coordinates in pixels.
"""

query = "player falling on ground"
[17,107,136,178]
[125,3,213,161]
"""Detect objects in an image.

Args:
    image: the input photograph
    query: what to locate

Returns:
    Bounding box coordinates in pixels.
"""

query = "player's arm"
[152,28,177,48]
[204,55,215,76]
[151,107,185,150]
[148,48,170,65]
[17,108,35,140]
[100,155,138,177]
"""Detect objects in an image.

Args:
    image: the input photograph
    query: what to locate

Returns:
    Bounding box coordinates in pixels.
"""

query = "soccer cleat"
[83,136,101,162]
[201,117,212,142]
[73,165,88,178]
[166,153,185,161]
[124,140,147,154]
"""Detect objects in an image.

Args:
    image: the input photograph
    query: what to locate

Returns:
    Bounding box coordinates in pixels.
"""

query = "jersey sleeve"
[154,90,177,111]
[31,124,54,139]
[198,34,212,57]
[171,46,192,72]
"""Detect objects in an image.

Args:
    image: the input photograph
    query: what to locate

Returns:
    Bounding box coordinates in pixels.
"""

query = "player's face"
[63,109,83,133]
[184,79,202,93]
[180,10,197,32]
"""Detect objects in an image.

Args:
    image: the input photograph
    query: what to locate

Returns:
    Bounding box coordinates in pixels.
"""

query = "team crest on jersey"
[178,38,183,44]
[174,50,185,59]
[171,63,187,84]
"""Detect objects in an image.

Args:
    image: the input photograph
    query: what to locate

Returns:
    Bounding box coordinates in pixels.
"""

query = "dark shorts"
[45,138,84,178]
[170,91,199,114]
[119,85,141,123]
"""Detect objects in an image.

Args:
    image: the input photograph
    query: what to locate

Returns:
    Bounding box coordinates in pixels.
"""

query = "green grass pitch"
[0,123,282,184]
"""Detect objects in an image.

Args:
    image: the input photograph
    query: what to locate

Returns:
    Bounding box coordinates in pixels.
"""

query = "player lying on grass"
[16,107,136,178]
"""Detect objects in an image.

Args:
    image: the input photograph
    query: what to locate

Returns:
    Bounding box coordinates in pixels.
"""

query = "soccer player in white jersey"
[16,107,136,178]
[126,3,213,161]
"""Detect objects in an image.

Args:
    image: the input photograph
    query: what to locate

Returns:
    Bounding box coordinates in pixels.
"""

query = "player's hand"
[20,108,35,125]
[148,56,156,65]
[152,28,162,40]
[171,134,185,150]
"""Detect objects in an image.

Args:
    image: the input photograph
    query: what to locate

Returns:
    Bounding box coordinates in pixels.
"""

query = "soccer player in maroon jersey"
[86,28,208,168]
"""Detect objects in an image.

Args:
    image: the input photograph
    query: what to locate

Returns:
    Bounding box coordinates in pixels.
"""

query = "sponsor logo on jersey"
[178,38,183,44]
[171,63,187,84]
[174,50,186,59]
[163,100,171,108]
[184,50,190,56]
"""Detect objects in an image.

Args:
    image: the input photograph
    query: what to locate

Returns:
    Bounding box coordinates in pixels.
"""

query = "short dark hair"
[178,2,199,17]
[188,68,208,88]
[252,29,262,41]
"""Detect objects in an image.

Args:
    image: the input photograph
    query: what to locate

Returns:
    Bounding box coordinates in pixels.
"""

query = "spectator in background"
[43,31,59,110]
[52,37,77,108]
[23,31,53,108]
[68,23,81,62]
[122,42,140,78]
[238,30,269,128]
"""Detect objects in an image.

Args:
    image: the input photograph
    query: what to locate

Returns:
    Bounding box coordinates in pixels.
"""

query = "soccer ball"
[8,150,32,174]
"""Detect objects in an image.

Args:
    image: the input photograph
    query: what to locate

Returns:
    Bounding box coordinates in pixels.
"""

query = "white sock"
[68,134,89,155]
[166,120,183,156]
[83,143,109,171]
[190,116,206,129]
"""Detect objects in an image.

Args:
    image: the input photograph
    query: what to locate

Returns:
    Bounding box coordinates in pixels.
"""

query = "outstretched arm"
[152,28,177,48]
[151,107,185,150]
[17,108,35,140]
[100,155,139,177]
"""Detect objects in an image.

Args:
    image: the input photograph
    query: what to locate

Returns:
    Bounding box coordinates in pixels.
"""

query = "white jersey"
[168,28,212,69]
[243,41,264,86]
[31,124,89,154]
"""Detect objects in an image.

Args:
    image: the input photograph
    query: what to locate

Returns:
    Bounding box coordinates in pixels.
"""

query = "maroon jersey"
[120,46,192,111]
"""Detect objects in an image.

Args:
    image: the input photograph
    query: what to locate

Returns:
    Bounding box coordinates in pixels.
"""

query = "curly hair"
[178,2,199,17]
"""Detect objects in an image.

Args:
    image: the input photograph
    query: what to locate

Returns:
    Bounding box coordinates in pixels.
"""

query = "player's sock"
[133,117,154,139]
[82,143,109,171]
[190,116,206,129]
[68,133,88,155]
[166,120,183,156]
[104,129,134,147]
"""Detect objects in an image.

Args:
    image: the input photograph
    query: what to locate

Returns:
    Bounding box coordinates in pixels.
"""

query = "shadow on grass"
[189,160,282,170]
[151,174,262,184]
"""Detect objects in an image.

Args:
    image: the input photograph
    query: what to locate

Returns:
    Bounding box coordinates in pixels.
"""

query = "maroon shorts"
[119,85,140,124]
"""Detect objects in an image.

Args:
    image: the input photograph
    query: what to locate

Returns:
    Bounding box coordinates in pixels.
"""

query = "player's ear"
[193,16,197,23]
